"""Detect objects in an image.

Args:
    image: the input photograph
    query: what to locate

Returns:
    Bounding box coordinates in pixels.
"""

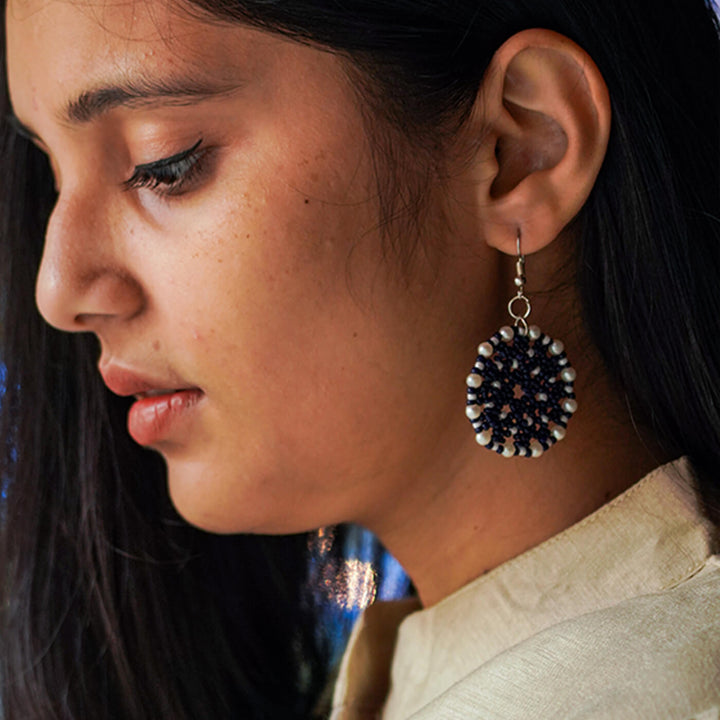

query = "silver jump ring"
[508,294,531,335]
[508,294,531,320]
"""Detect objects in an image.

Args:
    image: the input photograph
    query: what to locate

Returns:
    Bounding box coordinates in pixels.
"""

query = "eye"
[123,139,209,197]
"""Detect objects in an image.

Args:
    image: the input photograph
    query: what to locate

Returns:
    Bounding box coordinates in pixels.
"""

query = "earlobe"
[459,29,612,255]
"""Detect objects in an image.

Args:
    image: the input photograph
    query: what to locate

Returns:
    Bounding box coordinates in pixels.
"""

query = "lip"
[100,364,187,398]
[99,363,204,446]
[127,389,204,446]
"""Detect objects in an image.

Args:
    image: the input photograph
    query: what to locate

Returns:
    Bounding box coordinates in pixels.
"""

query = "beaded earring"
[465,232,577,458]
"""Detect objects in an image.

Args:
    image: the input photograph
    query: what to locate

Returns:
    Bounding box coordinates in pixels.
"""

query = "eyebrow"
[64,75,242,123]
[8,73,242,140]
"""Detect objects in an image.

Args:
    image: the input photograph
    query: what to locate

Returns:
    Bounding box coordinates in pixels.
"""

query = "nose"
[35,190,144,333]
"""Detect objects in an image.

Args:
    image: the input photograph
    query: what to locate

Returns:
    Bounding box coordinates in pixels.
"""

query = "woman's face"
[6,0,499,533]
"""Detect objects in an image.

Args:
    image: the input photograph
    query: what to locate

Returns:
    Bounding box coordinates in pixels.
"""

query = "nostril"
[36,260,145,332]
[73,273,146,329]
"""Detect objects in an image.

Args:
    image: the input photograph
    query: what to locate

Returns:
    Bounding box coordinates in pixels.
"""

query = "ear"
[450,29,611,255]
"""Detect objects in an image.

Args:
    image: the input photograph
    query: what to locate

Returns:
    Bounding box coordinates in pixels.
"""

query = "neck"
[364,349,670,608]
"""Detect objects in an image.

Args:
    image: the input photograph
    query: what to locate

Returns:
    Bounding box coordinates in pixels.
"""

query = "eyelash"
[123,139,209,197]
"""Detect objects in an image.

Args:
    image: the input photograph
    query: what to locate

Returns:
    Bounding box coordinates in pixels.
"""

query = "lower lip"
[127,390,204,446]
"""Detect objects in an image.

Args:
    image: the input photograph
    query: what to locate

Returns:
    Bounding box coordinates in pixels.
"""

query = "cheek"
[144,121,458,531]
[167,170,387,405]
[198,159,378,340]
[155,210,466,535]
[157,235,408,532]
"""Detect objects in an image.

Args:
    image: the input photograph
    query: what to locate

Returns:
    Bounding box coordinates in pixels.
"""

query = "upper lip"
[99,362,199,399]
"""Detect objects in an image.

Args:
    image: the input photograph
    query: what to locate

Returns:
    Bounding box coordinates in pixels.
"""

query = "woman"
[2,0,719,718]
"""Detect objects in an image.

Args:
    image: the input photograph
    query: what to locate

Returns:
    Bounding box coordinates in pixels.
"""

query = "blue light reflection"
[307,524,412,664]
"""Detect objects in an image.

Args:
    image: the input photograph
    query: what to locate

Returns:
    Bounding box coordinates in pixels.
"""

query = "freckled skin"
[7,0,492,535]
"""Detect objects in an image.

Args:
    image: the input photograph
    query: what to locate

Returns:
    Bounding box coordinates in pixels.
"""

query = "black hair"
[2,0,719,718]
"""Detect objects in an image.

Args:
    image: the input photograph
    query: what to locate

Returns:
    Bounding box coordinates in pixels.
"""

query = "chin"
[164,457,315,536]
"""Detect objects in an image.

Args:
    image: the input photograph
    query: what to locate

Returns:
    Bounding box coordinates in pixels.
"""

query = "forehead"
[5,0,266,123]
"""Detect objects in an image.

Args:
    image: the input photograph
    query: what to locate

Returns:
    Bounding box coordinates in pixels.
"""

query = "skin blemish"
[304,198,310,205]
[152,340,160,351]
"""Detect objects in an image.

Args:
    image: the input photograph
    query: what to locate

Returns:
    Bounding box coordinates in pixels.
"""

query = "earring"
[465,232,577,458]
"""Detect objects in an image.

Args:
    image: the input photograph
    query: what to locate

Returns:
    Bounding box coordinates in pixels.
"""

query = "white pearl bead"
[550,340,565,356]
[530,440,544,458]
[466,373,482,389]
[476,429,493,446]
[561,367,577,383]
[535,393,548,402]
[563,399,578,414]
[502,444,515,458]
[529,325,541,340]
[552,426,567,441]
[499,326,514,342]
[466,405,481,421]
[479,342,494,358]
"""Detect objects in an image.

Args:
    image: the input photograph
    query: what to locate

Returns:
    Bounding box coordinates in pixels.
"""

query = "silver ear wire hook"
[508,230,531,335]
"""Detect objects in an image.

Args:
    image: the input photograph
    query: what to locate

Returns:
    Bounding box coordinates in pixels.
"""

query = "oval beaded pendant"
[465,324,577,458]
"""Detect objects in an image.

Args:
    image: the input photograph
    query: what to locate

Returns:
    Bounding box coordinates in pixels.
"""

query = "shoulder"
[409,561,720,720]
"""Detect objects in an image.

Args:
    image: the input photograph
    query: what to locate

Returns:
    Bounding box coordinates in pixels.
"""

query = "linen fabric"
[330,457,720,719]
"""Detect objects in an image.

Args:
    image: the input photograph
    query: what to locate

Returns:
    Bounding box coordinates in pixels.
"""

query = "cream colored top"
[331,458,720,719]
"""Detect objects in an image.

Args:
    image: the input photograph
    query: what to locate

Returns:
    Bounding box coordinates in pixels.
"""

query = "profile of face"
[6,0,502,534]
